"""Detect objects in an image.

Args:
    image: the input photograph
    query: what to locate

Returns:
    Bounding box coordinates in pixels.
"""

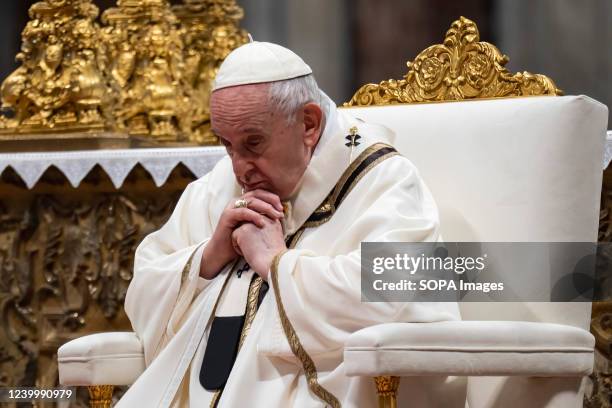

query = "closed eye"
[245,136,263,151]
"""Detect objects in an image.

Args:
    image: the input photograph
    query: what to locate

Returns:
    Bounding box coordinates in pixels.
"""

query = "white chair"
[340,94,608,408]
[58,18,609,408]
[58,93,608,408]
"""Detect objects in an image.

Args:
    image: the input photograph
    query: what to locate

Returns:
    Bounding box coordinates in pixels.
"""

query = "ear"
[302,103,323,148]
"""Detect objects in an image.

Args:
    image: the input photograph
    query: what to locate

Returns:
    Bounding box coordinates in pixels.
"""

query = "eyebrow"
[240,127,264,134]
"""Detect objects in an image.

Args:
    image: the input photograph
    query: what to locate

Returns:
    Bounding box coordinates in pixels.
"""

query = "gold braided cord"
[270,249,341,408]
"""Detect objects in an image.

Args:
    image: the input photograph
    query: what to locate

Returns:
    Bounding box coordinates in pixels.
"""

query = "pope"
[116,41,459,407]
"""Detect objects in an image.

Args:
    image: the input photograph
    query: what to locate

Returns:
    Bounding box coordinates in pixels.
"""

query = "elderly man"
[117,42,458,407]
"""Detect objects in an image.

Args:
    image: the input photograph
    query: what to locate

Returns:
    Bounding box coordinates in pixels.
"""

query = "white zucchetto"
[212,41,313,91]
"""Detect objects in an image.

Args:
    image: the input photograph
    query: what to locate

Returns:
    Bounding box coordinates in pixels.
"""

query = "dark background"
[1,0,610,124]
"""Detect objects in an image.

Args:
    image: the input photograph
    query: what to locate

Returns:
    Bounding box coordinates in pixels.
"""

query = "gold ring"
[234,198,249,209]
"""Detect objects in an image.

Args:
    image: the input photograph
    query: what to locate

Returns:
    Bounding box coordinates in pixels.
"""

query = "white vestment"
[116,100,461,408]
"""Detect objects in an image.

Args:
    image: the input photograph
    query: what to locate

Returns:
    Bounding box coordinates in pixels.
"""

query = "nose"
[231,153,255,182]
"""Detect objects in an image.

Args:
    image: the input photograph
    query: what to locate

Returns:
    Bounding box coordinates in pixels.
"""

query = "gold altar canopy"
[0,0,248,148]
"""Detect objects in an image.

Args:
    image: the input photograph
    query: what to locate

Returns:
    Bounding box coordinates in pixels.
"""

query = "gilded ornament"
[0,165,187,406]
[345,16,562,107]
[0,0,248,147]
[374,376,400,408]
[374,375,400,396]
[88,385,114,408]
[0,0,113,134]
[100,0,192,142]
[172,0,248,144]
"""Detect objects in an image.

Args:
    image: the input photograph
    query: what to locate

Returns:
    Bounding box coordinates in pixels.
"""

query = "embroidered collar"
[281,99,396,235]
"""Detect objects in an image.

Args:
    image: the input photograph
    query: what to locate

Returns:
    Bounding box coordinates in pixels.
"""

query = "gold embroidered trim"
[270,249,341,408]
[271,143,400,407]
[180,242,207,285]
[344,150,400,202]
[286,228,305,249]
[209,389,221,408]
[238,275,263,349]
[304,143,398,228]
[329,143,394,208]
[153,243,208,361]
[206,258,243,407]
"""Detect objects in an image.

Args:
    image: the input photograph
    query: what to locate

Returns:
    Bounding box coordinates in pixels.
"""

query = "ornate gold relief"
[374,376,399,408]
[88,385,114,408]
[100,0,192,142]
[0,0,248,146]
[0,165,193,406]
[172,0,248,144]
[345,16,562,107]
[586,169,612,407]
[0,0,113,134]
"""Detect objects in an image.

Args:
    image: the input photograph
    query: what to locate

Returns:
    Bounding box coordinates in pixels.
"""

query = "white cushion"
[58,332,145,386]
[344,321,594,377]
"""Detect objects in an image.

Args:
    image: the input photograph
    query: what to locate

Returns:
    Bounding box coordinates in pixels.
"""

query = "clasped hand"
[200,189,287,281]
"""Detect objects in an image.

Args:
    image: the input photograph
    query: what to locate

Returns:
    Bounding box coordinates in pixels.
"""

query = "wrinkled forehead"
[210,83,286,135]
[210,83,271,115]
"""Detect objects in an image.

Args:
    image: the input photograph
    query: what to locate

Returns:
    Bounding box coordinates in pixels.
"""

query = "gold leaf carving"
[0,165,191,406]
[100,0,192,142]
[0,0,112,133]
[172,0,248,145]
[374,376,400,408]
[345,16,562,107]
[0,0,248,146]
[88,385,114,408]
[374,376,400,396]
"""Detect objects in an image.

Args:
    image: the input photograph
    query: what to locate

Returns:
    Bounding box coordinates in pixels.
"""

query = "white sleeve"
[124,176,215,366]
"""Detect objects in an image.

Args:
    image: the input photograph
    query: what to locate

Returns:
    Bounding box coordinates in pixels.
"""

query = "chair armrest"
[344,321,594,377]
[58,332,145,386]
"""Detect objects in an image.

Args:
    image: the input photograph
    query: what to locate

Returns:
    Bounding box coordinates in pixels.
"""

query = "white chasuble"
[116,102,461,408]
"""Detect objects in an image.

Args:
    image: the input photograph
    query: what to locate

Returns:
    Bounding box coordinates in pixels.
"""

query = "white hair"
[267,74,327,124]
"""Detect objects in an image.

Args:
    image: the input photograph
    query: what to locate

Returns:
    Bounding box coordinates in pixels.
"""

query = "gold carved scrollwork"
[100,0,192,142]
[374,376,400,408]
[88,385,114,408]
[0,0,113,134]
[0,166,191,406]
[173,0,248,144]
[345,16,562,107]
[586,169,612,407]
[0,0,248,146]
